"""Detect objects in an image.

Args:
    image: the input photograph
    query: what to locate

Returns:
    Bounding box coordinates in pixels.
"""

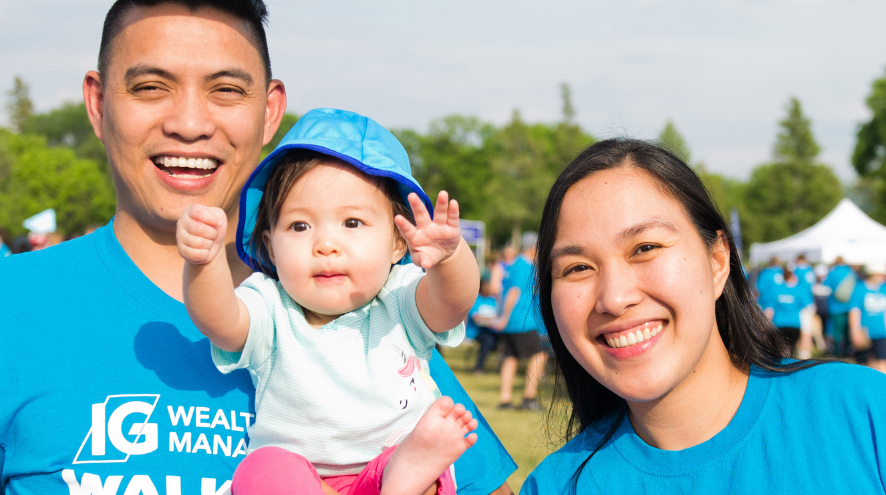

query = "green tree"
[0,130,115,237]
[261,112,300,159]
[5,76,33,133]
[742,97,841,245]
[658,120,692,164]
[852,69,886,219]
[22,102,108,170]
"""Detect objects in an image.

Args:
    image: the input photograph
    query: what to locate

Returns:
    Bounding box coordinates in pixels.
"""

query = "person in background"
[761,267,814,357]
[849,264,886,373]
[793,254,816,289]
[468,274,500,374]
[824,257,858,357]
[0,226,12,258]
[494,232,547,411]
[755,256,783,302]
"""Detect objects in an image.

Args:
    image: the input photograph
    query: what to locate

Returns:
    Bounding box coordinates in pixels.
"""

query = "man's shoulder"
[0,234,101,291]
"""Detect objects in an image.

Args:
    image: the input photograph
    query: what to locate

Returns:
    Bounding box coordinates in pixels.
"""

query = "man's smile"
[153,155,220,179]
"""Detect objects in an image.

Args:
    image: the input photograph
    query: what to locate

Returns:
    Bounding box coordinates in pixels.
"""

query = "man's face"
[85,4,285,235]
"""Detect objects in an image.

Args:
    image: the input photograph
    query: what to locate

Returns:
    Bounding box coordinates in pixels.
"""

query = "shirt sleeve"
[389,264,465,351]
[211,272,277,374]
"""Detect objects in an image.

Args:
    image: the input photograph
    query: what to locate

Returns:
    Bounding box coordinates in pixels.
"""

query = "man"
[0,1,514,493]
[494,232,547,411]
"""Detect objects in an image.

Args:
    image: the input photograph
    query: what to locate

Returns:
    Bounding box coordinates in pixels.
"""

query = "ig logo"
[73,394,160,464]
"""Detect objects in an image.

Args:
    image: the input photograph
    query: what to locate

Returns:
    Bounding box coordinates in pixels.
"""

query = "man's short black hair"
[98,0,272,85]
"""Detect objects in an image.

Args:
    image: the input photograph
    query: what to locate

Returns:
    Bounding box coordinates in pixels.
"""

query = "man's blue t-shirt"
[523,363,886,494]
[0,242,10,258]
[824,264,857,315]
[761,281,813,329]
[501,255,540,334]
[850,281,886,340]
[755,266,783,301]
[466,295,498,340]
[793,263,816,289]
[0,224,515,494]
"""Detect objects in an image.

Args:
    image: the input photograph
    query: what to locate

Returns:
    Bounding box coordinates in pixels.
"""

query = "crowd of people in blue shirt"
[754,254,886,372]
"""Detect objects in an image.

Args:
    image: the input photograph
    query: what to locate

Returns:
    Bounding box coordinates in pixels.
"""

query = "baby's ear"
[392,233,408,264]
[262,230,276,265]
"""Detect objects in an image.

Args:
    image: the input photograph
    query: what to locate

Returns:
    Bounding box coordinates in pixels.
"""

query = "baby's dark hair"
[249,149,414,278]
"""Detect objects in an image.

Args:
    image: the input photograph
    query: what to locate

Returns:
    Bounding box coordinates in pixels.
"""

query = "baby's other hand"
[177,205,227,265]
[394,191,463,269]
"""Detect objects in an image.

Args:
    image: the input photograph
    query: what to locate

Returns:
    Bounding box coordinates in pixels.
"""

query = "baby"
[176,108,480,495]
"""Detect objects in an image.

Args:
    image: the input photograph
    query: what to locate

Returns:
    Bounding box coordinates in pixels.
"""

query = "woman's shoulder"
[523,417,620,494]
[760,361,886,406]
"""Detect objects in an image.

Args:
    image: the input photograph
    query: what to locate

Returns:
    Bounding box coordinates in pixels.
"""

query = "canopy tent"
[749,198,886,266]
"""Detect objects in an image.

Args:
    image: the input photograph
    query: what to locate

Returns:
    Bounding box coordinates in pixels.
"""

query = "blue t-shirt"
[794,263,816,289]
[466,295,498,340]
[761,281,813,329]
[755,266,783,301]
[0,224,515,495]
[824,264,857,315]
[0,242,10,258]
[850,281,886,340]
[501,255,540,334]
[523,363,886,494]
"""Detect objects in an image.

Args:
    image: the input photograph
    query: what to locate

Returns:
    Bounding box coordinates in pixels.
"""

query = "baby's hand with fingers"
[394,191,463,269]
[177,205,228,265]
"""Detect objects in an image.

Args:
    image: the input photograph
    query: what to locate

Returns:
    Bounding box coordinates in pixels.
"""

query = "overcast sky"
[1,0,884,180]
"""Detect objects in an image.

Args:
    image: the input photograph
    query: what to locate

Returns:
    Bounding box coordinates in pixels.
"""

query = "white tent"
[749,198,886,266]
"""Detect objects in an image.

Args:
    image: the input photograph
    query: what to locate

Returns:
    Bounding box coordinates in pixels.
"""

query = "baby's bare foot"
[381,396,478,495]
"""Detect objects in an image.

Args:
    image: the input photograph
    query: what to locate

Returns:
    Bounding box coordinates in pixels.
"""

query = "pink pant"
[231,446,455,495]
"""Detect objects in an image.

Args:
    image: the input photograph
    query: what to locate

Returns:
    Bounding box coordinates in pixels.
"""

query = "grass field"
[440,344,562,493]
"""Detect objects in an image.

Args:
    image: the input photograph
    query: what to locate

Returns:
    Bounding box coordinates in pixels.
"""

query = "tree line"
[3,74,886,257]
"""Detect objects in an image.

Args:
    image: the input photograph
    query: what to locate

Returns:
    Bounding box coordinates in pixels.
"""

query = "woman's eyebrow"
[550,245,585,260]
[619,219,679,242]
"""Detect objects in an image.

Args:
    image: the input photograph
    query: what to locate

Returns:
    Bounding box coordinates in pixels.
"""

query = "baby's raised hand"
[176,205,227,265]
[395,191,463,269]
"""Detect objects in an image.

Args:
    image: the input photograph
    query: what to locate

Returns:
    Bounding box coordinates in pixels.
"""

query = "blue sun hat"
[236,108,434,272]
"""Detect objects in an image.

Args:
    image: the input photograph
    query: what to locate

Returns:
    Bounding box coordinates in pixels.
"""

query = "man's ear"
[262,230,276,265]
[710,230,731,300]
[262,79,287,147]
[82,71,105,142]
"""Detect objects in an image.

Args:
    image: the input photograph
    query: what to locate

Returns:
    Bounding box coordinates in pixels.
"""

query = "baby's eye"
[290,222,309,232]
[343,219,364,228]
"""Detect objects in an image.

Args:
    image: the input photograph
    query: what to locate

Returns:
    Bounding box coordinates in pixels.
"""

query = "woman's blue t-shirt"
[466,295,498,340]
[523,363,886,494]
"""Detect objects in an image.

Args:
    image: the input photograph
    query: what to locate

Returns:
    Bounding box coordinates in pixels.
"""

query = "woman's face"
[549,167,730,403]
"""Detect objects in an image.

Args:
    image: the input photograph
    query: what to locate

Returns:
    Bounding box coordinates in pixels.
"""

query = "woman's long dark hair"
[535,138,822,489]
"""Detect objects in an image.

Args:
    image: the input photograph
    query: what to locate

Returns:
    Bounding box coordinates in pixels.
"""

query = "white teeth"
[606,323,664,349]
[156,156,219,170]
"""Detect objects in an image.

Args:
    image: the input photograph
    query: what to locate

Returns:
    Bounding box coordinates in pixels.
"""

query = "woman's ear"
[710,230,731,299]
[262,230,276,265]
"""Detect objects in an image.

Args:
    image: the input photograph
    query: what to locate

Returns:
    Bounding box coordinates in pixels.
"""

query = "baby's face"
[263,161,407,327]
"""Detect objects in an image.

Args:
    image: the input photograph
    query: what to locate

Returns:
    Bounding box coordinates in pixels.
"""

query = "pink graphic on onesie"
[395,347,422,410]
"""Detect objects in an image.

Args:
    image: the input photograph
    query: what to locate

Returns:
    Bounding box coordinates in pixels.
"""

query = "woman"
[522,139,886,494]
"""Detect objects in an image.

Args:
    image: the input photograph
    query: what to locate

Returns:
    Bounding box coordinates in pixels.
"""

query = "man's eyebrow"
[206,69,254,86]
[619,219,679,242]
[124,65,176,82]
